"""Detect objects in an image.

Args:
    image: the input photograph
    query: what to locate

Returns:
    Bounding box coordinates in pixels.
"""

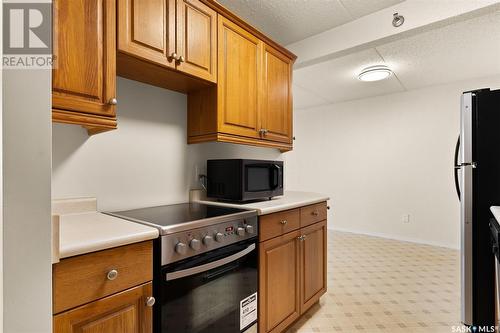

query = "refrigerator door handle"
[454,136,461,200]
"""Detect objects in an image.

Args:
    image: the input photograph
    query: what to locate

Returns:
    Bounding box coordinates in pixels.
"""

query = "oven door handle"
[165,243,256,281]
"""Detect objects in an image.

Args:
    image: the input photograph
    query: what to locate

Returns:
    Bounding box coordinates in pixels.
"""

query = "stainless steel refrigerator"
[454,88,500,327]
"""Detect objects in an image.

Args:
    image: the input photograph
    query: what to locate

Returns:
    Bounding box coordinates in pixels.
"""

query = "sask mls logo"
[3,2,53,69]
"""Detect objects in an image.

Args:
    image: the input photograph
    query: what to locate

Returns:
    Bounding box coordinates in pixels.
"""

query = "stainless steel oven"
[106,203,259,333]
[159,237,258,333]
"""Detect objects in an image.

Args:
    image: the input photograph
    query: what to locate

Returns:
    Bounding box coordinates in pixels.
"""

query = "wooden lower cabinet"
[259,230,301,333]
[53,242,154,333]
[54,282,153,333]
[300,220,327,313]
[258,204,327,333]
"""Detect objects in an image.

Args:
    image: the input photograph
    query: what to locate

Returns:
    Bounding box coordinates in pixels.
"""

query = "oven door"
[159,239,258,333]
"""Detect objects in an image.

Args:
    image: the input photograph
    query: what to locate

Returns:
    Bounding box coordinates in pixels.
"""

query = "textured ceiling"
[294,9,500,109]
[217,0,404,45]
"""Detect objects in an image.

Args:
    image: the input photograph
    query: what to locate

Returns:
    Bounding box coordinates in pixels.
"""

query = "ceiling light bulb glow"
[357,65,393,82]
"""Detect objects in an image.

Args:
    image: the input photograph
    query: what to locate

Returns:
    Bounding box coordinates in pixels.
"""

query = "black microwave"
[207,159,284,202]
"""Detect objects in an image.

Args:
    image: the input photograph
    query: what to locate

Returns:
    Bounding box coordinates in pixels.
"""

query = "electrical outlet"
[402,214,410,223]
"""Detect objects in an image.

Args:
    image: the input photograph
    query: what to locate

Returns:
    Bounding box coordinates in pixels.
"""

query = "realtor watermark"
[452,325,498,333]
[3,1,54,69]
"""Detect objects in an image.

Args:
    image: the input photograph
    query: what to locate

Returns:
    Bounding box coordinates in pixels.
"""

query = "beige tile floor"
[288,231,463,333]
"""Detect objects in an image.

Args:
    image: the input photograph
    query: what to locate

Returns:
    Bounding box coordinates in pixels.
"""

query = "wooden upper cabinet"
[52,0,117,131]
[118,0,175,68]
[218,16,262,139]
[259,231,301,333]
[54,282,153,333]
[118,0,216,82]
[261,44,293,144]
[300,220,327,314]
[176,0,217,82]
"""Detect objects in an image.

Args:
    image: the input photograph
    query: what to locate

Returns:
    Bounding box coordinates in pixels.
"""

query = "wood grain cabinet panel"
[118,0,175,68]
[258,203,328,332]
[259,208,300,242]
[52,0,117,131]
[176,0,217,82]
[259,231,301,333]
[261,44,293,144]
[217,16,262,139]
[300,220,327,314]
[54,282,153,333]
[53,241,153,314]
[300,202,328,228]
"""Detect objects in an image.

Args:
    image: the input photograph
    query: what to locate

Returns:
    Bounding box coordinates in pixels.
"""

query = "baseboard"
[329,226,459,250]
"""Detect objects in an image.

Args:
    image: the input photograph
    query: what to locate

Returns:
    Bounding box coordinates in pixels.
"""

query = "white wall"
[3,69,52,332]
[53,78,284,211]
[286,75,500,249]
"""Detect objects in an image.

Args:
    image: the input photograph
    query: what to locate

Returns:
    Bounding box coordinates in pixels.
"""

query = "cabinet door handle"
[280,220,287,225]
[108,98,118,105]
[312,211,319,216]
[297,235,306,241]
[168,52,178,62]
[106,269,118,281]
[177,55,185,63]
[145,296,155,307]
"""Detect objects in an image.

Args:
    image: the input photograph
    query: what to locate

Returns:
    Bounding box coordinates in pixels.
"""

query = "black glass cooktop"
[107,203,249,228]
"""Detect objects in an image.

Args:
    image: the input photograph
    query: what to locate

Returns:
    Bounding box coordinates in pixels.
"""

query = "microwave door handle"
[165,243,255,281]
[270,164,280,190]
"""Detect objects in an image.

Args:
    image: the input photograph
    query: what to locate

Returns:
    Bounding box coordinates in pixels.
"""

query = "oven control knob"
[203,235,213,246]
[237,227,245,236]
[190,238,201,251]
[245,225,254,234]
[175,242,187,255]
[215,232,224,242]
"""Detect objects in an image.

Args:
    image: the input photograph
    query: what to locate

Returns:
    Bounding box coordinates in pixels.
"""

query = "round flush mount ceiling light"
[392,12,405,27]
[357,65,393,82]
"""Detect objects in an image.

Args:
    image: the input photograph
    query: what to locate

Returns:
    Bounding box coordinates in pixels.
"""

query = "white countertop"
[192,190,330,215]
[52,198,159,262]
[491,206,500,222]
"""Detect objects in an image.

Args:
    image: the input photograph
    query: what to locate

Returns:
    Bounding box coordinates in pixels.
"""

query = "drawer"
[53,241,152,314]
[259,209,300,242]
[300,202,327,227]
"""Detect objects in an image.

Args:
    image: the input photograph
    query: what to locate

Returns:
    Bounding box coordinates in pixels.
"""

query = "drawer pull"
[280,220,288,225]
[297,235,307,241]
[312,211,319,216]
[106,269,118,281]
[145,296,156,307]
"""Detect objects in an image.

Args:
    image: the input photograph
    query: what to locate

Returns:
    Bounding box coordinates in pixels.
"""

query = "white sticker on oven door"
[240,292,257,330]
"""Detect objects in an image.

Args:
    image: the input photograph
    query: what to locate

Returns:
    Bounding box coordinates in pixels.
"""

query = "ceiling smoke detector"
[357,65,393,82]
[392,12,405,27]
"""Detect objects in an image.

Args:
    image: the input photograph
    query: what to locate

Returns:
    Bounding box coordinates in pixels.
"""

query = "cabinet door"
[176,0,217,82]
[218,17,262,139]
[259,231,301,333]
[118,0,175,68]
[52,0,116,117]
[261,44,293,143]
[300,220,327,313]
[54,282,153,333]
